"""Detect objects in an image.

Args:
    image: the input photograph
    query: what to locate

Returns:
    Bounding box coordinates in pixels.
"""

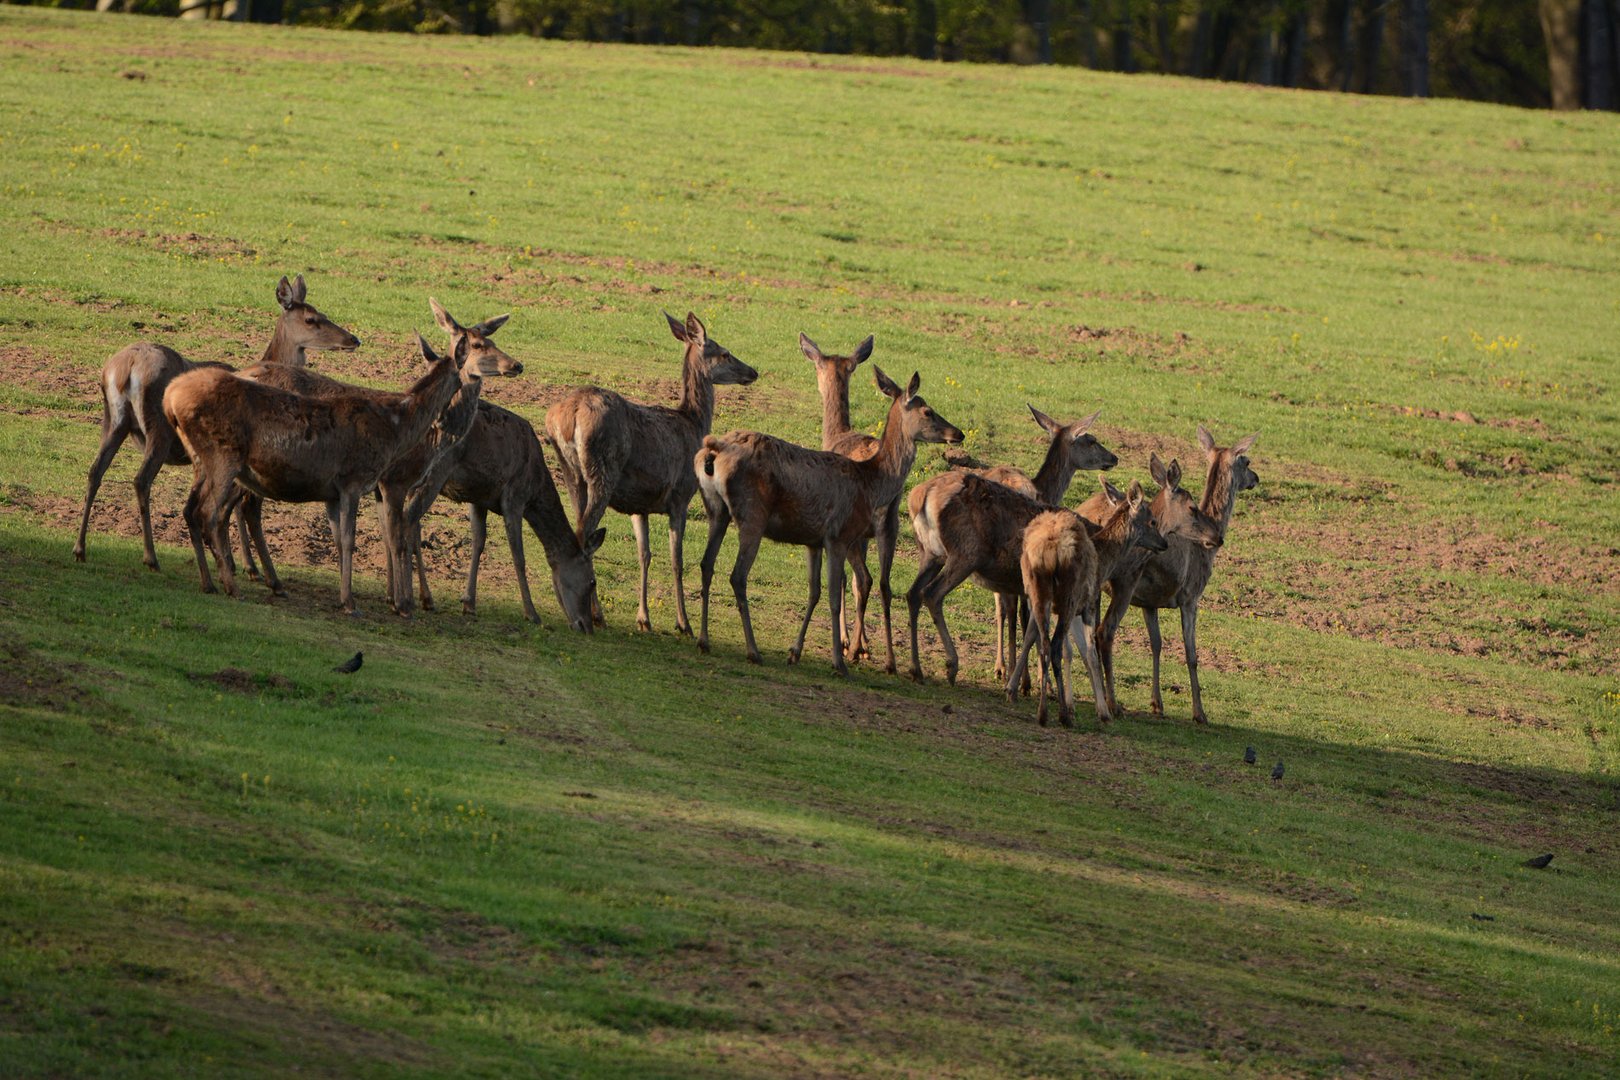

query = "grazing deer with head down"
[162,335,470,612]
[235,299,522,609]
[696,368,964,675]
[1092,429,1258,724]
[544,311,757,633]
[74,274,359,571]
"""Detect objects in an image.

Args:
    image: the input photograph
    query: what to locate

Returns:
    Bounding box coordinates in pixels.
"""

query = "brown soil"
[0,633,96,713]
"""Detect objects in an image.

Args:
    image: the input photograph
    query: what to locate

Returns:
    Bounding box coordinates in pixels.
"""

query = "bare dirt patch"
[0,633,96,713]
[0,345,99,415]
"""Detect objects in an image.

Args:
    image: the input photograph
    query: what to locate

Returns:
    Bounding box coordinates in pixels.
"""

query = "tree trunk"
[1361,0,1386,93]
[1541,0,1582,108]
[1585,0,1618,108]
[1189,9,1214,77]
[1339,0,1357,90]
[913,0,937,59]
[1082,0,1099,68]
[1284,10,1307,87]
[1401,0,1430,96]
[1114,0,1135,72]
[1255,0,1278,85]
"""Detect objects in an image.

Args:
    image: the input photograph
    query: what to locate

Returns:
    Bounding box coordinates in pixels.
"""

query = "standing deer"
[162,335,470,612]
[696,368,963,675]
[1009,510,1096,728]
[399,401,605,631]
[74,274,359,571]
[236,298,521,608]
[544,311,757,633]
[1092,429,1258,724]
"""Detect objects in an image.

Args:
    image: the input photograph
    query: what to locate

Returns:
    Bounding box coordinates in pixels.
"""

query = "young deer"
[969,405,1114,686]
[1010,510,1096,728]
[800,332,944,671]
[400,401,605,632]
[544,312,757,633]
[696,368,963,676]
[237,299,522,609]
[1092,430,1258,724]
[74,274,359,571]
[162,335,469,612]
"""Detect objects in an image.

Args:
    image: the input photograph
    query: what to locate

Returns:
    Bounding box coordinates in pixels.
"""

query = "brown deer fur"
[695,369,963,676]
[1012,510,1097,727]
[74,274,359,571]
[544,312,757,634]
[162,336,469,612]
[1090,430,1258,723]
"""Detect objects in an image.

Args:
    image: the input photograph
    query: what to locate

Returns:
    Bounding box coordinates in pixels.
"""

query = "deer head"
[1150,453,1223,550]
[1197,426,1260,492]
[430,298,522,378]
[1102,477,1168,553]
[1029,405,1118,472]
[274,274,361,355]
[875,367,965,446]
[552,527,606,634]
[801,331,872,393]
[666,310,757,386]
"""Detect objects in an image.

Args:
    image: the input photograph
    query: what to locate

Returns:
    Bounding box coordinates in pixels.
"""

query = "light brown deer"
[399,401,606,631]
[544,312,757,633]
[236,299,521,608]
[162,335,470,612]
[968,405,1114,686]
[74,274,359,571]
[1010,510,1096,728]
[695,368,964,675]
[1091,429,1258,724]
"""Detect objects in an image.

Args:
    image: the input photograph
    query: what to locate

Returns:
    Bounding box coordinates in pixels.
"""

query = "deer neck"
[860,396,915,495]
[1200,457,1239,537]
[1030,440,1076,505]
[258,316,308,368]
[386,359,462,458]
[677,347,716,434]
[1090,506,1131,570]
[817,371,852,450]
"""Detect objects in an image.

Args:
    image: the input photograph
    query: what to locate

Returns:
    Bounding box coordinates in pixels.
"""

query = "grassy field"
[2,7,1618,1076]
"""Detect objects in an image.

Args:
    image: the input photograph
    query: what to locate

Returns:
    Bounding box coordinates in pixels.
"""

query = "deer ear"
[1028,404,1061,435]
[1102,478,1126,504]
[471,314,510,336]
[664,310,687,342]
[851,335,874,366]
[429,297,460,335]
[1149,453,1168,487]
[1232,432,1259,455]
[1072,408,1102,435]
[585,528,607,556]
[799,332,823,363]
[1127,479,1144,502]
[1197,425,1216,453]
[872,366,902,399]
[1166,459,1183,490]
[906,371,921,399]
[292,274,307,304]
[416,332,441,364]
[684,311,707,349]
[276,276,296,310]
[452,333,471,366]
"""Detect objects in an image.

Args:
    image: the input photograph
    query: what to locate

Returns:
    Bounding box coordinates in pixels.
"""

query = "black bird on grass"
[1521,853,1554,869]
[1244,746,1257,765]
[1271,761,1285,781]
[333,651,363,674]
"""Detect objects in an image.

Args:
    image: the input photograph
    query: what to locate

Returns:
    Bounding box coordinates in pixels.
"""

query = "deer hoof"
[73,548,86,563]
[636,618,652,633]
[676,623,693,638]
[786,649,801,666]
[884,661,897,676]
[1193,712,1210,725]
[697,637,710,655]
[945,667,959,687]
[200,583,217,595]
[832,661,848,678]
[1037,711,1049,727]
[461,601,477,617]
[145,559,161,572]
[746,651,763,666]
[420,598,435,612]
[1150,701,1164,716]
[908,668,924,684]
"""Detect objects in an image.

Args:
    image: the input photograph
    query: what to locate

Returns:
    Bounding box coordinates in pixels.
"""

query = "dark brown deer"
[544,312,756,633]
[695,368,963,675]
[399,401,606,631]
[162,335,469,612]
[74,274,359,571]
[1090,430,1258,723]
[236,299,521,608]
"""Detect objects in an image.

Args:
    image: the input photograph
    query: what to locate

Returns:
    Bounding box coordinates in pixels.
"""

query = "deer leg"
[845,545,872,665]
[1181,604,1207,724]
[411,521,435,612]
[1071,614,1109,726]
[335,493,360,614]
[234,502,262,583]
[875,499,900,674]
[131,432,172,572]
[462,506,488,616]
[1143,607,1165,716]
[729,526,766,665]
[920,557,976,687]
[575,485,611,628]
[788,546,822,666]
[504,505,541,624]
[826,542,849,678]
[906,558,944,682]
[240,495,282,597]
[205,480,241,599]
[668,510,692,637]
[1097,584,1132,716]
[993,594,1008,683]
[181,478,215,594]
[696,501,731,655]
[630,513,653,632]
[74,418,131,563]
[1008,606,1042,711]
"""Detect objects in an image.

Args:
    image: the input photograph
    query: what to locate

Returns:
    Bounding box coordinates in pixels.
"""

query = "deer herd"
[74,274,1260,730]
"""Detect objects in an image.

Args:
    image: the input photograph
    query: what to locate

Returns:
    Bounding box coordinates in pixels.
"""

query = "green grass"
[2,8,1619,1076]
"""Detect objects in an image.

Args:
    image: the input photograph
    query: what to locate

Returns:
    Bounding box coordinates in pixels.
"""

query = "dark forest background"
[25,0,1620,110]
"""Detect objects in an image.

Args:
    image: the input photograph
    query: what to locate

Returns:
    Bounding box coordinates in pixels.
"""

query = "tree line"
[42,0,1620,110]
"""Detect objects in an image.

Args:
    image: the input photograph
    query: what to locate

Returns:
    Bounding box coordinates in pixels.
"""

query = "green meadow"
[1,7,1617,1076]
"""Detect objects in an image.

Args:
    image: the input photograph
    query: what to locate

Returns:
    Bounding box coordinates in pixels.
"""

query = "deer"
[398,401,606,632]
[1009,510,1096,728]
[544,311,757,634]
[74,274,359,573]
[905,411,1117,688]
[235,299,522,608]
[695,368,964,676]
[1088,429,1258,724]
[161,334,471,613]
